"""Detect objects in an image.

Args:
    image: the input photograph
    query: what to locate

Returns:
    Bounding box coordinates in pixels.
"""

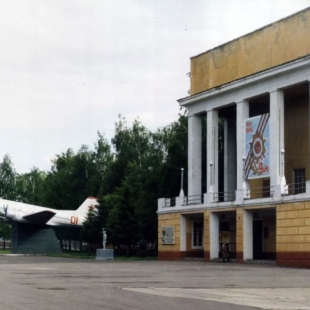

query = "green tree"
[43,148,90,247]
[104,186,139,256]
[80,202,106,254]
[0,154,17,200]
[158,114,188,198]
[94,132,113,196]
[44,139,112,250]
[15,168,47,204]
[0,222,11,249]
[106,117,151,191]
[98,115,189,251]
[104,118,155,246]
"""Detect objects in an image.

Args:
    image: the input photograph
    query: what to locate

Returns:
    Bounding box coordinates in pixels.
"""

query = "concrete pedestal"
[96,249,114,260]
[11,222,62,255]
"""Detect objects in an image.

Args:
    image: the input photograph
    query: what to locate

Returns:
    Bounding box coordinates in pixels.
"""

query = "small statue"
[102,228,107,249]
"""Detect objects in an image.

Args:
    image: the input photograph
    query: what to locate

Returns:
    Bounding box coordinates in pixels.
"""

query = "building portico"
[158,7,310,268]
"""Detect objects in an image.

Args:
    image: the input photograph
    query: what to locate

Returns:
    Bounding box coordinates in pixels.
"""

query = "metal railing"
[163,195,204,208]
[213,191,236,202]
[160,180,309,209]
[286,182,306,195]
[246,185,274,199]
[184,194,204,205]
[164,197,176,207]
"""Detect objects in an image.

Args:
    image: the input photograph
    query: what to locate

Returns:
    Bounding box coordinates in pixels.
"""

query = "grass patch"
[0,249,12,254]
[0,249,157,260]
[48,252,96,259]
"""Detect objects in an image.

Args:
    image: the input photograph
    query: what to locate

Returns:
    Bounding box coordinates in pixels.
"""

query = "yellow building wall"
[249,178,271,199]
[158,199,309,262]
[158,213,180,252]
[229,219,236,253]
[204,210,210,253]
[190,8,310,95]
[236,208,243,262]
[277,201,310,252]
[250,179,264,198]
[285,96,309,185]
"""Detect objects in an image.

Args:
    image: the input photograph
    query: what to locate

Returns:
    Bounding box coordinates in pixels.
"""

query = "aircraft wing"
[23,211,56,225]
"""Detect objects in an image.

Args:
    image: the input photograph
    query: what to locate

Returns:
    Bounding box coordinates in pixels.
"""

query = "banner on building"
[244,114,270,179]
[161,226,175,244]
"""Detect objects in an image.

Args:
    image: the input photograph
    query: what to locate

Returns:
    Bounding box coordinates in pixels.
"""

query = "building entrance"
[253,220,263,259]
[244,208,276,261]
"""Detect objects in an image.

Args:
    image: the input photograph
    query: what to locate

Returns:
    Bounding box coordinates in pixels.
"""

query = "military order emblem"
[244,114,270,179]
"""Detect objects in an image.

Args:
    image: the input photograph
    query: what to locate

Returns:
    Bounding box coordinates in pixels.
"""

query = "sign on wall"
[244,114,270,179]
[161,226,175,244]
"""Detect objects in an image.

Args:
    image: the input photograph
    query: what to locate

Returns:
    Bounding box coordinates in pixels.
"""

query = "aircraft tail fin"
[76,197,99,216]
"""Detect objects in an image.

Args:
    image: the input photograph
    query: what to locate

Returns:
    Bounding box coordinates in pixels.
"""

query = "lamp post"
[179,168,185,198]
[281,149,285,176]
[209,161,214,193]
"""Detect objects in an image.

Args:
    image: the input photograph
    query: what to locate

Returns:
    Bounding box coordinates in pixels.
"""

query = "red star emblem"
[88,205,95,211]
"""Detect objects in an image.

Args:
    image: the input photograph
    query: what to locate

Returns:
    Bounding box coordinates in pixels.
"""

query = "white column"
[236,101,250,201]
[157,198,165,212]
[207,110,218,195]
[210,212,219,259]
[188,115,202,197]
[270,90,286,191]
[243,209,253,261]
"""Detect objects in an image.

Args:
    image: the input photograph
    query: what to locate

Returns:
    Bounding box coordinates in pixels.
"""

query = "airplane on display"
[0,196,99,226]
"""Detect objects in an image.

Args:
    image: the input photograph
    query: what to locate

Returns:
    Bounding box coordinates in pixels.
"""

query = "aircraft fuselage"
[0,197,98,226]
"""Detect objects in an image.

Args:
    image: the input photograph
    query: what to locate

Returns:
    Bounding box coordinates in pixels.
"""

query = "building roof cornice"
[178,55,310,108]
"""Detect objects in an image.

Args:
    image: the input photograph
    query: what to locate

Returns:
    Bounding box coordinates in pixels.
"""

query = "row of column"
[187,89,286,200]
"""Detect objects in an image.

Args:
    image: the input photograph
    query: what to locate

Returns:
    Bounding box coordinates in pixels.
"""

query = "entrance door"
[253,220,263,259]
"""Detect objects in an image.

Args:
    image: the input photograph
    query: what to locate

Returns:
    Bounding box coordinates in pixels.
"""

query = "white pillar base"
[243,210,253,261]
[210,212,219,260]
[281,175,288,195]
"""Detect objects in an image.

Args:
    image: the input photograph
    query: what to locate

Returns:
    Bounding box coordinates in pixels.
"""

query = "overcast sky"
[0,0,309,173]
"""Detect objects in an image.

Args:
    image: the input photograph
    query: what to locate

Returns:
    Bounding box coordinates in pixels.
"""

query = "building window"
[192,222,203,248]
[294,168,306,194]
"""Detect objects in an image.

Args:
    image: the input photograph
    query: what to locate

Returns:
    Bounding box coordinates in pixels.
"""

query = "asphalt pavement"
[0,255,310,310]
